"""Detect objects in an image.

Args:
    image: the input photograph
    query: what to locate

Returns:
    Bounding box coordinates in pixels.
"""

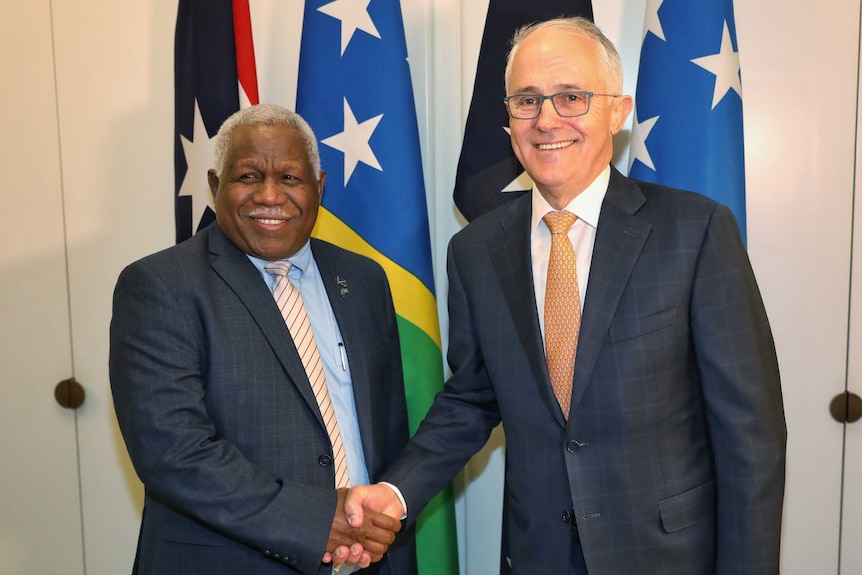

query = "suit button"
[566,440,582,453]
[561,510,572,523]
[318,454,333,467]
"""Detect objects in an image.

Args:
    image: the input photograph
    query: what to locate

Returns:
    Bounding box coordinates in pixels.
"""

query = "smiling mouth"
[254,218,286,225]
[537,141,575,150]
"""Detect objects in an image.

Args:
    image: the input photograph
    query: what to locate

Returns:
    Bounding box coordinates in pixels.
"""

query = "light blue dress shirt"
[248,242,370,487]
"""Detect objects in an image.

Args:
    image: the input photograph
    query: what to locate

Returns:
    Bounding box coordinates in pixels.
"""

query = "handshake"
[323,484,405,570]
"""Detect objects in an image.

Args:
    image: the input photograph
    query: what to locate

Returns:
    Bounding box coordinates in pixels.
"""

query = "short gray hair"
[504,17,624,95]
[212,104,321,179]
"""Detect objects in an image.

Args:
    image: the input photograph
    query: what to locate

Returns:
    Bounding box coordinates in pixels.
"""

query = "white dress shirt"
[531,165,610,341]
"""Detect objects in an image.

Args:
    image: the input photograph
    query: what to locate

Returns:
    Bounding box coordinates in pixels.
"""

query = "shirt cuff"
[378,481,408,520]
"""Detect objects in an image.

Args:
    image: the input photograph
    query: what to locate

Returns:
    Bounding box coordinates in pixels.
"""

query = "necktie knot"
[543,210,577,235]
[264,260,292,278]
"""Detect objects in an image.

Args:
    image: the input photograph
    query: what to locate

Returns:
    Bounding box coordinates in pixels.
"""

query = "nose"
[253,176,284,205]
[535,97,561,128]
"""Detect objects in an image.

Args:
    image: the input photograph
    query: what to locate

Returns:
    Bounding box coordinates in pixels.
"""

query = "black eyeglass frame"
[503,91,622,119]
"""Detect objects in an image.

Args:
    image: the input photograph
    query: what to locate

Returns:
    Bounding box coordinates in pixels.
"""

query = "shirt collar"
[246,240,313,279]
[530,164,610,233]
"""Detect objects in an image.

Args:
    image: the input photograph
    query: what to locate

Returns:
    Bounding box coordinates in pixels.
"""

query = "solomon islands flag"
[296,1,459,575]
[629,0,747,242]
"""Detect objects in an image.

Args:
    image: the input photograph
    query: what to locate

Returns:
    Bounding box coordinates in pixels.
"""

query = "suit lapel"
[311,240,378,468]
[488,196,565,425]
[570,168,651,416]
[207,225,323,422]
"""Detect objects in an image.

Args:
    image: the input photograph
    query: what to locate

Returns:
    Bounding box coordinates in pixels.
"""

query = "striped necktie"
[265,261,350,488]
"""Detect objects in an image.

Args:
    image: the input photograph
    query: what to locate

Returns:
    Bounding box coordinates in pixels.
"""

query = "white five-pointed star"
[691,21,742,109]
[642,0,665,41]
[178,99,216,230]
[629,108,659,172]
[501,126,534,192]
[318,0,381,56]
[322,98,383,186]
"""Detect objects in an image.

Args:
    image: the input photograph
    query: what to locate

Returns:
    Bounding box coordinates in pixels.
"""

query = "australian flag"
[174,0,258,243]
[629,0,747,243]
[452,0,593,222]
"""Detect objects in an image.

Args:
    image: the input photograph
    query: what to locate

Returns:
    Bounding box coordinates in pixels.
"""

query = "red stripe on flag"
[232,0,259,106]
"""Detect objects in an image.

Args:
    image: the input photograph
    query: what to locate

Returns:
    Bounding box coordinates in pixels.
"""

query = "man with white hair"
[111,104,417,575]
[347,17,786,574]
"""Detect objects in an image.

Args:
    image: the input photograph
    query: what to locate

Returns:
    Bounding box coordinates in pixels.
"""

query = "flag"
[629,0,747,243]
[296,2,459,575]
[453,0,594,222]
[174,0,258,243]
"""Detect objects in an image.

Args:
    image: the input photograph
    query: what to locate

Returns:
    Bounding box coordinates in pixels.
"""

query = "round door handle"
[54,377,86,409]
[829,391,862,424]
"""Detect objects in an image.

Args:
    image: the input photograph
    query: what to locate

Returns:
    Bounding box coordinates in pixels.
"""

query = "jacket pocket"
[608,305,677,343]
[657,479,716,533]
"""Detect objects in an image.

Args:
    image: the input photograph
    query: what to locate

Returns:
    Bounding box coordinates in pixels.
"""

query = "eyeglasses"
[504,91,621,120]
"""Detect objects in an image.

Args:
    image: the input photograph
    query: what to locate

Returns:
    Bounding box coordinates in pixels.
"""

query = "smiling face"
[506,27,632,208]
[208,123,324,261]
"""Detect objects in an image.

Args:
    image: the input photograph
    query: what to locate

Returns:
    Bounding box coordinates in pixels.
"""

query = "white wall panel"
[0,2,84,573]
[50,1,177,572]
[736,1,859,571]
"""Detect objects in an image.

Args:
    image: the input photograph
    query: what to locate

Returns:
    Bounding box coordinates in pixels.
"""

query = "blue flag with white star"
[174,0,236,242]
[174,0,259,243]
[629,0,747,243]
[296,2,458,574]
[296,0,432,290]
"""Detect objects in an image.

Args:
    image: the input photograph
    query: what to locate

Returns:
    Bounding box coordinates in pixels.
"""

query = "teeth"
[538,141,574,150]
[256,218,283,224]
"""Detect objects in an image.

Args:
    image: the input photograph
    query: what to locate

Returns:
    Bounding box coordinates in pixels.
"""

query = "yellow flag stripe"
[312,207,441,348]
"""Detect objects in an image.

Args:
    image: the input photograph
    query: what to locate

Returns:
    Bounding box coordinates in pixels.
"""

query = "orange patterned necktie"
[543,211,581,419]
[265,261,350,488]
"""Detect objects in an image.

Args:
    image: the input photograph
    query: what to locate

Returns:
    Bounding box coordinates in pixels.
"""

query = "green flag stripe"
[415,488,460,575]
[396,317,459,574]
[397,316,444,432]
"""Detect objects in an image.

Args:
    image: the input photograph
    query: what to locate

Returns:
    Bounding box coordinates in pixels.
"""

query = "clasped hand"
[323,485,405,568]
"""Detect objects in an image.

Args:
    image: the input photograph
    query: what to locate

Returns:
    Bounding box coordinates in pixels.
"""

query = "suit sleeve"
[382,239,502,518]
[109,259,336,573]
[690,205,787,573]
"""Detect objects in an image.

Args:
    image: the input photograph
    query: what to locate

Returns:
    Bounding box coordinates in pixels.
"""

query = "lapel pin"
[336,275,349,298]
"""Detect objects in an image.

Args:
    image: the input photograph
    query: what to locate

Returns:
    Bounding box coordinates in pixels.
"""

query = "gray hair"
[504,17,624,95]
[212,104,321,179]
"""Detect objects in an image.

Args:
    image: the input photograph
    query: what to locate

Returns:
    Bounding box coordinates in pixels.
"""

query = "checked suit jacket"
[383,166,786,574]
[110,224,416,575]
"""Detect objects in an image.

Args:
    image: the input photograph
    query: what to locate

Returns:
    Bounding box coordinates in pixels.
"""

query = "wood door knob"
[54,377,85,409]
[830,391,862,424]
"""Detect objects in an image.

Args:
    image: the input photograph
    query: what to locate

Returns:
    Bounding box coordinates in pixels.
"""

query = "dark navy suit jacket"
[110,224,417,575]
[384,167,786,574]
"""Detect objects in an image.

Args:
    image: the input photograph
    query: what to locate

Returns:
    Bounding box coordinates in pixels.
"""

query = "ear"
[207,169,220,202]
[316,170,326,202]
[611,95,634,134]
